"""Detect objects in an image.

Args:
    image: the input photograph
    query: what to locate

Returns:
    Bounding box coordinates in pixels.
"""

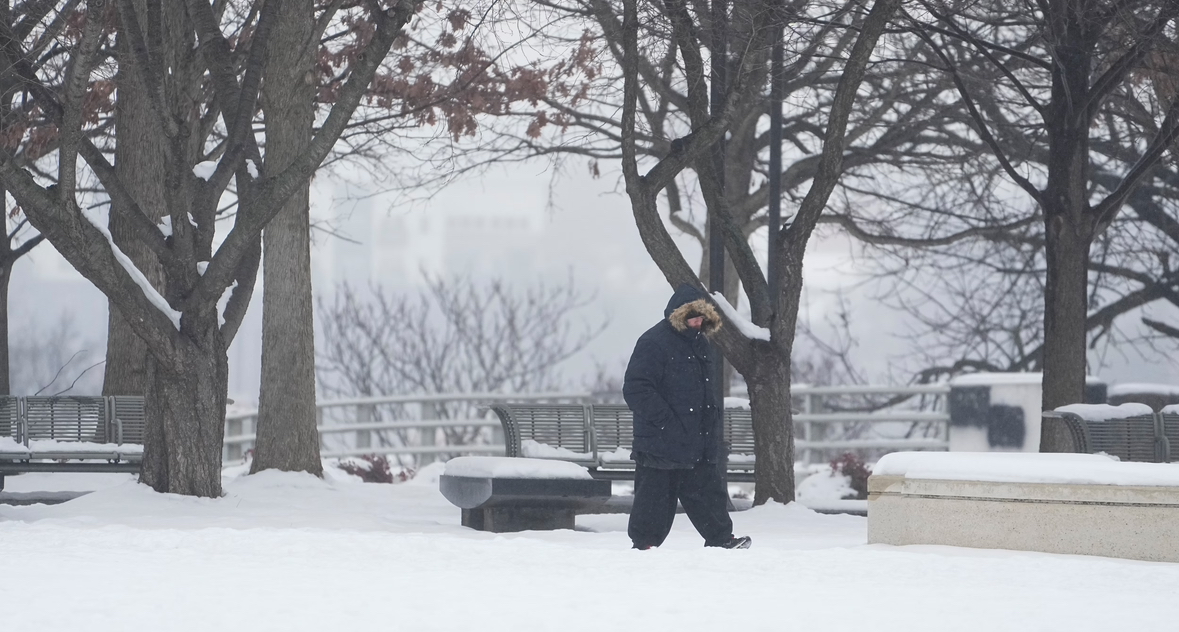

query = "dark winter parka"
[623,284,724,465]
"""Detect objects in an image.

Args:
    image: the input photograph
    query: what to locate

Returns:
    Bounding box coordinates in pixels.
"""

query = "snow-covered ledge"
[867,452,1179,563]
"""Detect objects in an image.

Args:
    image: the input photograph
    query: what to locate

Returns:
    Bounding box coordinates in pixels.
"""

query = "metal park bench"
[0,395,146,491]
[1041,407,1178,463]
[490,403,757,481]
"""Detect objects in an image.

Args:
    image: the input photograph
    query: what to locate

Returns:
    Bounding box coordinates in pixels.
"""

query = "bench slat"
[0,397,18,440]
[23,396,108,443]
[1162,412,1178,463]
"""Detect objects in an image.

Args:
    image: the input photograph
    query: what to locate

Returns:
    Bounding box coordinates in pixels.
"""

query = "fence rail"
[222,386,951,468]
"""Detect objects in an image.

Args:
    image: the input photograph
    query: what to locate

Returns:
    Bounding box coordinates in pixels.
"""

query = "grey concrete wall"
[868,475,1179,563]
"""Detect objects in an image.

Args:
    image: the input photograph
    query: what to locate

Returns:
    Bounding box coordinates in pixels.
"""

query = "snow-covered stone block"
[440,457,611,532]
[868,452,1179,563]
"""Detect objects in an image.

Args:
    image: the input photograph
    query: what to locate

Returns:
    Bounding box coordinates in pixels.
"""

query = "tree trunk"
[104,1,167,397]
[1040,214,1091,410]
[747,248,805,504]
[746,354,795,504]
[1039,31,1094,411]
[0,260,10,395]
[252,0,321,476]
[139,326,229,497]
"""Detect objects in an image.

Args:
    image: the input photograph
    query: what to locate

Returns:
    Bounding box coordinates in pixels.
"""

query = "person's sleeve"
[622,336,676,430]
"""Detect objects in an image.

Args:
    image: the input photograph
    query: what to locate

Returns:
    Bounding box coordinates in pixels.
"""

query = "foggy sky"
[11,159,1179,403]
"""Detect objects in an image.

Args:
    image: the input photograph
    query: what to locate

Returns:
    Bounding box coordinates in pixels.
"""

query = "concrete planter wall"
[867,453,1179,563]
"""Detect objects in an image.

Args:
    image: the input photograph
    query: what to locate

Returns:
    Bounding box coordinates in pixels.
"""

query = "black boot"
[709,535,751,549]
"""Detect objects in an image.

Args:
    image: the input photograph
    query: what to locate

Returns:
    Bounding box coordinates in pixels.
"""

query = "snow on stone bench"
[443,456,592,480]
[439,456,610,532]
[868,451,1179,563]
[873,451,1179,487]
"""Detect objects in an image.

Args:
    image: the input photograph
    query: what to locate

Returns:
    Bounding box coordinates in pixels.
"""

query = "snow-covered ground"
[3,464,1177,631]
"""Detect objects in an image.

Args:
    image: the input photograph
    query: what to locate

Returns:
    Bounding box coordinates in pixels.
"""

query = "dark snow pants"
[628,462,733,548]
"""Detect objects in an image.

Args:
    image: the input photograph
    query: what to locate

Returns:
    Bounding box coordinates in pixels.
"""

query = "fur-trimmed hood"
[664,284,723,335]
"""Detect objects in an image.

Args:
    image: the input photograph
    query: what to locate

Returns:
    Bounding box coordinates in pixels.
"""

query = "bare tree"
[0,0,90,394]
[449,0,952,317]
[316,275,604,462]
[893,0,1179,409]
[614,0,901,503]
[0,0,416,496]
[251,0,320,477]
[318,275,603,396]
[249,0,589,476]
[803,3,1179,399]
[103,0,166,398]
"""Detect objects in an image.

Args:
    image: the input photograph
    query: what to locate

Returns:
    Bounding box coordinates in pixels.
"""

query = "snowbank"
[2,462,1176,632]
[796,468,856,502]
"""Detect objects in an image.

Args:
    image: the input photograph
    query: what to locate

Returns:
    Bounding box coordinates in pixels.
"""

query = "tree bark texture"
[104,0,168,397]
[0,260,10,395]
[1036,11,1097,411]
[1040,215,1091,410]
[746,352,795,504]
[252,0,322,476]
[139,325,229,497]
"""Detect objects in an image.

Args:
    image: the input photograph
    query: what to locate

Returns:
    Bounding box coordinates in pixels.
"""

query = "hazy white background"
[11,159,1179,403]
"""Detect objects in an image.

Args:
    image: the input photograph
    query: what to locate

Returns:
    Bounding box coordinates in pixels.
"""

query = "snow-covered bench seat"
[867,452,1179,563]
[489,403,756,481]
[1041,403,1179,462]
[439,457,611,532]
[0,396,146,491]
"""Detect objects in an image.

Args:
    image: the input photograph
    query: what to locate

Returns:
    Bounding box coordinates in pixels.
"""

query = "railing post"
[316,406,324,450]
[419,401,437,467]
[357,404,373,450]
[226,416,243,462]
[803,393,815,466]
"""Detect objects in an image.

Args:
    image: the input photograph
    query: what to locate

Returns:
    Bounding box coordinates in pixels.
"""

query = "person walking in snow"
[623,283,751,550]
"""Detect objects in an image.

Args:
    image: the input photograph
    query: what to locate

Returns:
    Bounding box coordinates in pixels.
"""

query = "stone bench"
[867,451,1179,563]
[439,456,611,532]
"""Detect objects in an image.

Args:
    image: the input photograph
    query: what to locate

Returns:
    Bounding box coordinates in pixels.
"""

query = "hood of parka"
[663,284,723,336]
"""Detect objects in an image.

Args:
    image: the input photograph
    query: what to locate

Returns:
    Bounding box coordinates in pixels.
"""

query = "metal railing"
[223,392,592,466]
[792,384,950,465]
[223,385,950,468]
